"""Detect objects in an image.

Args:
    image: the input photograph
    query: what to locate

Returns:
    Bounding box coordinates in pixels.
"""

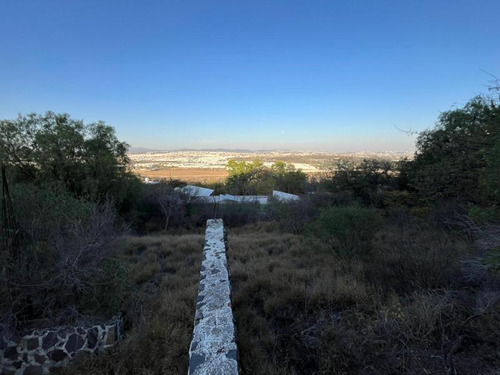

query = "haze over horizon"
[1,0,499,152]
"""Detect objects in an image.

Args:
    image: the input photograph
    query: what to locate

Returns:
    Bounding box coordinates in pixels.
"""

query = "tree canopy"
[402,96,500,205]
[0,112,141,211]
[225,159,306,195]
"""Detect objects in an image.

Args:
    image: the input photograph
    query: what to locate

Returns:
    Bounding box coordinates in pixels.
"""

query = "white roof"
[273,190,300,201]
[178,185,214,197]
[192,194,269,204]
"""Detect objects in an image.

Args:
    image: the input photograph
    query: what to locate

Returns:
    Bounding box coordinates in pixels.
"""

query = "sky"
[1,0,499,152]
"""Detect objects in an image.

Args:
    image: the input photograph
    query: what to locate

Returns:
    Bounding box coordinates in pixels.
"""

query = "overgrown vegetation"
[225,159,307,195]
[0,112,141,329]
[228,224,499,374]
[2,87,500,374]
[56,234,203,375]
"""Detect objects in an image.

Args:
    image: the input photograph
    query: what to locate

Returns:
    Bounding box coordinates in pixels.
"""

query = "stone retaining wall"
[0,314,123,375]
[188,219,239,375]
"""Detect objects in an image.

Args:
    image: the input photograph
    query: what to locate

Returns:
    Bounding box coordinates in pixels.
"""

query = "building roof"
[273,190,300,201]
[177,185,215,197]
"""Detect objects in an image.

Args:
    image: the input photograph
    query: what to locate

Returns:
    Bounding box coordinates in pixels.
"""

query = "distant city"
[129,149,413,183]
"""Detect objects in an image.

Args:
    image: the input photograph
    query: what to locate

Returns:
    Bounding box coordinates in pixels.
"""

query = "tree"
[403,96,500,204]
[225,160,264,195]
[155,184,187,230]
[322,158,398,206]
[225,159,307,195]
[0,112,141,211]
[270,161,307,193]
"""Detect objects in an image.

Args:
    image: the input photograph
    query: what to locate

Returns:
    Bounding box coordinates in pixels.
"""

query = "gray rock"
[23,365,44,375]
[86,328,98,349]
[26,338,39,351]
[48,349,67,362]
[34,354,46,364]
[65,334,84,352]
[42,332,58,351]
[4,346,19,360]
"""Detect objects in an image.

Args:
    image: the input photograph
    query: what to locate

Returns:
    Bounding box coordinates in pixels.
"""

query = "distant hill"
[128,147,158,154]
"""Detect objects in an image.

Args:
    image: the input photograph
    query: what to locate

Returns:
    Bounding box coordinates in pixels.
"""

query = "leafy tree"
[480,118,500,203]
[225,160,264,195]
[403,96,500,204]
[225,159,306,195]
[0,112,141,211]
[270,161,307,193]
[322,158,398,206]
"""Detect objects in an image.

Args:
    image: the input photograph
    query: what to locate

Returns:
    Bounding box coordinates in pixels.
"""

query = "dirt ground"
[134,168,229,183]
[134,168,324,184]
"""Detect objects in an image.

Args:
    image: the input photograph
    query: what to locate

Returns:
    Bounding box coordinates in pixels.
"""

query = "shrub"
[217,202,262,227]
[468,204,500,226]
[81,258,131,317]
[321,158,399,206]
[306,205,382,255]
[1,182,121,327]
[267,197,314,234]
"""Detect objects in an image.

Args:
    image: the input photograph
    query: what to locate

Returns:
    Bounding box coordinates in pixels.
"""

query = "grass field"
[134,168,229,183]
[62,221,500,375]
[134,167,324,184]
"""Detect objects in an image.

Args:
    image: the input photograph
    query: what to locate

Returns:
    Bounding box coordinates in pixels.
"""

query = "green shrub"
[218,202,262,227]
[468,204,500,225]
[321,158,398,206]
[267,197,314,234]
[81,259,131,317]
[306,205,382,255]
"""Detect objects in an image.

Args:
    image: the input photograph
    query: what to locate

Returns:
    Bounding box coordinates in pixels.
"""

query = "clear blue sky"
[1,0,499,152]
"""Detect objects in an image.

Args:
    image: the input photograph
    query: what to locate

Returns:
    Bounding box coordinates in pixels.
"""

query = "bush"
[81,258,131,317]
[1,182,122,327]
[217,202,262,227]
[306,205,382,255]
[267,197,314,234]
[468,204,500,226]
[321,158,399,206]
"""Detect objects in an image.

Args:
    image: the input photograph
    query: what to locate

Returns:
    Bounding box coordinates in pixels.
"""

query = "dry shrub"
[228,230,380,374]
[2,195,121,328]
[366,220,469,293]
[61,233,204,375]
[64,221,500,375]
[228,224,500,375]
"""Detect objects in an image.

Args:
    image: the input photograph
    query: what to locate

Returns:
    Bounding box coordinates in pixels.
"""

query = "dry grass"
[227,222,500,375]
[60,233,204,375]
[134,168,229,183]
[61,220,500,375]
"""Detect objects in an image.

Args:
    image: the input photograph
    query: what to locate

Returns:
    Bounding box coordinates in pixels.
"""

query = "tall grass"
[60,234,204,375]
[228,222,500,374]
[62,220,500,375]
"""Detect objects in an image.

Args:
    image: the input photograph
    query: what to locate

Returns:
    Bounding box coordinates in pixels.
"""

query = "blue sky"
[1,0,499,152]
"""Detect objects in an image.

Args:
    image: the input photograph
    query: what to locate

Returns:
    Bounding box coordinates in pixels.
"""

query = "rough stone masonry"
[188,219,239,375]
[0,314,122,375]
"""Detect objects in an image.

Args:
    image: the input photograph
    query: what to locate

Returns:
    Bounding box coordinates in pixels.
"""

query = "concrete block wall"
[188,219,239,375]
[0,314,123,375]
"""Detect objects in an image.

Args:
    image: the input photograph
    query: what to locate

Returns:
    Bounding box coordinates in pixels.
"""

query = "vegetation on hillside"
[0,112,141,329]
[1,88,500,374]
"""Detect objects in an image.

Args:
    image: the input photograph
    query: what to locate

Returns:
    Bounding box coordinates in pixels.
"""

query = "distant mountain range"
[128,147,413,155]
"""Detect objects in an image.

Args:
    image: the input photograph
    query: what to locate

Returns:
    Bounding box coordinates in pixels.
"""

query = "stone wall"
[0,314,123,375]
[188,219,239,375]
